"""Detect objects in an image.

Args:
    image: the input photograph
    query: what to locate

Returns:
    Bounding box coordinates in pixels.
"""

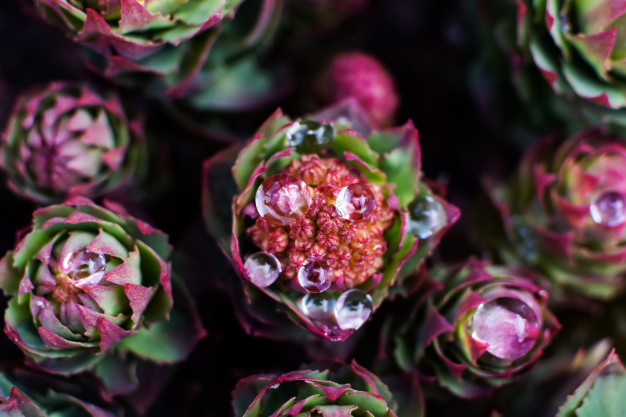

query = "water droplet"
[335,289,373,330]
[335,183,376,221]
[590,191,626,227]
[298,256,333,293]
[244,252,281,288]
[407,195,447,238]
[62,250,106,287]
[255,173,312,226]
[301,292,336,320]
[286,120,335,154]
[471,297,540,360]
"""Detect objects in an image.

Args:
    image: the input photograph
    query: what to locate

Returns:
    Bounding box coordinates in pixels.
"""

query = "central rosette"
[248,155,393,290]
[206,108,460,340]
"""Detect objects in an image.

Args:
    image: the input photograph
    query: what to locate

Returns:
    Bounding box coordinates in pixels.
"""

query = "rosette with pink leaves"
[490,127,626,299]
[203,101,459,342]
[386,260,559,398]
[0,81,145,204]
[0,197,205,394]
[232,360,420,417]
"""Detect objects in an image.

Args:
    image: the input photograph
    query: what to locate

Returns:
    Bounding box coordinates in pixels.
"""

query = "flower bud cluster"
[248,155,393,288]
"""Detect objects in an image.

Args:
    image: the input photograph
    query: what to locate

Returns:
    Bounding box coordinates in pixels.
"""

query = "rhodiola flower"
[489,127,626,299]
[0,197,205,394]
[232,360,418,417]
[384,260,559,398]
[203,101,459,341]
[0,82,145,204]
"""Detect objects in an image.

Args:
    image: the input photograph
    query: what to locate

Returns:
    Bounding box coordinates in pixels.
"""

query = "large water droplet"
[301,292,336,320]
[255,173,312,226]
[471,297,540,360]
[590,191,626,227]
[286,120,335,154]
[335,183,376,221]
[244,252,281,288]
[407,195,447,238]
[298,256,333,293]
[335,289,373,330]
[62,250,106,287]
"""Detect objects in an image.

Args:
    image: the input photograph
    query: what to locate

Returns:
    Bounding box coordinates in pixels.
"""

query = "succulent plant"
[0,81,145,204]
[29,0,281,98]
[489,0,626,128]
[203,101,459,341]
[557,349,626,416]
[232,360,417,417]
[387,260,559,398]
[489,127,626,300]
[316,51,399,128]
[0,368,120,416]
[0,197,205,394]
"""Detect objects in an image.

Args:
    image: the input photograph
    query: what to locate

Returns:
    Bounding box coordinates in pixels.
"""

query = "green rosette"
[0,197,206,394]
[203,101,459,341]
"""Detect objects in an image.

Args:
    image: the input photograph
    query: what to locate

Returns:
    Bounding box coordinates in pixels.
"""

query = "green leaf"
[337,392,388,416]
[93,354,138,395]
[202,146,242,254]
[0,253,22,296]
[118,307,196,363]
[383,154,417,206]
[331,131,379,167]
[13,230,52,270]
[233,138,266,191]
[576,374,626,417]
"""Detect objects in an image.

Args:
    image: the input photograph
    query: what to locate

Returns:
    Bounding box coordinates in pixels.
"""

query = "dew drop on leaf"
[335,183,376,221]
[590,191,626,227]
[244,252,282,288]
[335,289,373,330]
[255,173,312,226]
[62,249,106,287]
[407,194,447,238]
[298,256,333,293]
[286,120,335,154]
[301,292,336,320]
[471,297,540,360]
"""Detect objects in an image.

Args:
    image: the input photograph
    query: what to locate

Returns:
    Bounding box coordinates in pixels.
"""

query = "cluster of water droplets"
[246,120,380,332]
[590,190,626,227]
[301,289,373,331]
[61,249,107,288]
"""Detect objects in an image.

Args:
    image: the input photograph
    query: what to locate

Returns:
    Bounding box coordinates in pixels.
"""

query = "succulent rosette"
[30,0,281,97]
[203,101,459,341]
[232,360,417,417]
[0,369,121,417]
[316,52,399,129]
[493,0,626,127]
[489,127,626,299]
[389,260,559,398]
[0,82,145,204]
[0,197,205,394]
[556,350,626,416]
